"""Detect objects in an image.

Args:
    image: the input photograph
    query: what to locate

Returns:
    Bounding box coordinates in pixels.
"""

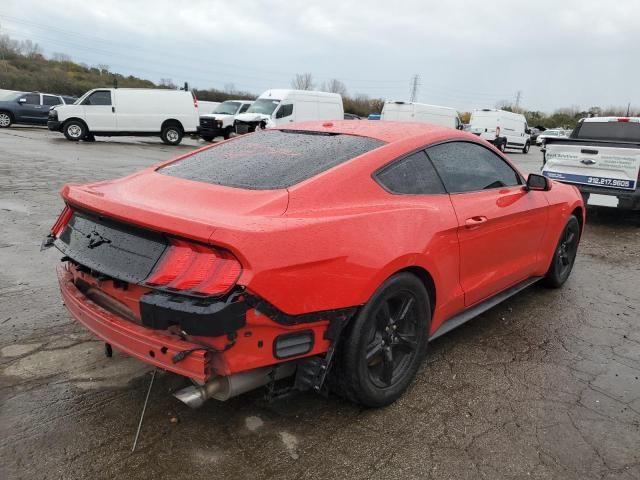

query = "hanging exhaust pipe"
[173,362,297,408]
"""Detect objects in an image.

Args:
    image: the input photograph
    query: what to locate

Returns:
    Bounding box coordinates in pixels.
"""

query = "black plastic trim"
[140,291,247,337]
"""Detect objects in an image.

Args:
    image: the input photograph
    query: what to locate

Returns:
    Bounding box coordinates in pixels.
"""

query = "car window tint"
[84,91,112,106]
[160,130,385,190]
[427,141,521,193]
[376,151,445,194]
[24,93,40,105]
[239,103,250,113]
[43,95,61,106]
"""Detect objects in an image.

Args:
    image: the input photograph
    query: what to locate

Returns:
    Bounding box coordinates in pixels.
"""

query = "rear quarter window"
[159,130,385,190]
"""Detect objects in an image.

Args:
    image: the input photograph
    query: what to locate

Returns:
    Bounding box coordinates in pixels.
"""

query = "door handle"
[464,216,488,229]
[112,106,115,113]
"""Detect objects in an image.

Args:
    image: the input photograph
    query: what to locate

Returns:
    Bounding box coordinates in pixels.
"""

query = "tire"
[63,120,86,141]
[333,272,431,407]
[522,142,530,154]
[201,135,214,142]
[223,127,233,140]
[0,111,12,128]
[161,123,183,145]
[542,215,580,288]
[499,140,507,152]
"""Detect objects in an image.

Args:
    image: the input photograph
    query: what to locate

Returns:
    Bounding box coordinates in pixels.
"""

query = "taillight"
[617,118,630,122]
[51,205,73,237]
[146,239,242,296]
[191,92,198,109]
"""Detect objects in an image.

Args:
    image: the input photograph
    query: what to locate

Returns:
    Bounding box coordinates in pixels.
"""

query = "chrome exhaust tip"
[173,385,208,409]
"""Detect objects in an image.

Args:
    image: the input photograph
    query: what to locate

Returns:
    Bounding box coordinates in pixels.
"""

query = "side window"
[276,103,293,119]
[239,103,250,113]
[83,91,112,106]
[427,142,521,193]
[376,151,446,195]
[23,93,40,105]
[43,95,62,106]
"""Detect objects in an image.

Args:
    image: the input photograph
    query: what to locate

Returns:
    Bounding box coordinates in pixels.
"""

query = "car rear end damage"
[46,203,349,406]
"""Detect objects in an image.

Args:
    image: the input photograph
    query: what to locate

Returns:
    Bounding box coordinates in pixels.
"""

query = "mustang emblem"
[86,230,111,249]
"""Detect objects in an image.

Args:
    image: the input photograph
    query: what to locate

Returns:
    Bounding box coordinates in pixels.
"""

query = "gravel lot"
[1,126,639,480]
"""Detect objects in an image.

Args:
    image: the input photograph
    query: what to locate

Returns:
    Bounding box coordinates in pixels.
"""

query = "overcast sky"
[2,0,639,112]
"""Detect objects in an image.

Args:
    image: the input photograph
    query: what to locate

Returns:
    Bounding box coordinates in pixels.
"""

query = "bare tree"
[159,78,177,89]
[320,78,347,96]
[19,39,42,58]
[52,52,71,62]
[291,72,315,90]
[223,82,236,94]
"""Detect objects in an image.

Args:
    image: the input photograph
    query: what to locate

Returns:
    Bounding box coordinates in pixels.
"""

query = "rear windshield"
[573,121,640,142]
[159,130,385,190]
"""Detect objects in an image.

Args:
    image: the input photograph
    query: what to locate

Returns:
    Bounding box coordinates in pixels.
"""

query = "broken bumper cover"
[57,265,210,382]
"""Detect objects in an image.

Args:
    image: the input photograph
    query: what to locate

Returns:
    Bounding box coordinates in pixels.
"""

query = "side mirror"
[18,98,26,104]
[526,173,551,191]
[525,128,531,134]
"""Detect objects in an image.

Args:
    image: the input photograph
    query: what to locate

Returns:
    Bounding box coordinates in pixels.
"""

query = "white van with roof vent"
[48,88,199,145]
[233,89,343,134]
[381,101,463,130]
[469,109,531,153]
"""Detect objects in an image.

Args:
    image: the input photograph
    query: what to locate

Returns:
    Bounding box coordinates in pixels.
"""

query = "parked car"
[197,100,220,117]
[469,109,531,153]
[529,127,544,144]
[234,89,343,134]
[536,128,568,145]
[543,116,640,210]
[197,100,253,141]
[381,101,463,130]
[344,113,362,120]
[48,88,199,145]
[0,91,72,128]
[45,120,583,408]
[368,114,381,120]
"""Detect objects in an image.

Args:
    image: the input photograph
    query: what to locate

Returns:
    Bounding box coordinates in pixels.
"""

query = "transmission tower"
[409,74,420,102]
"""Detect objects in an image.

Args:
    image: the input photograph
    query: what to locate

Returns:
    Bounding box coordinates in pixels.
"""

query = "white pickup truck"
[542,117,640,210]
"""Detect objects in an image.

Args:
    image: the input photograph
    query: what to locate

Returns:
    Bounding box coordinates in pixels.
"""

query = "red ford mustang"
[46,121,584,407]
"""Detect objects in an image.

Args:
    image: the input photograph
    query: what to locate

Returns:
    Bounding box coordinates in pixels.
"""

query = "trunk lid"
[61,169,290,244]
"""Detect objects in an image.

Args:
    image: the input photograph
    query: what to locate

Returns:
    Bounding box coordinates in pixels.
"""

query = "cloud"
[1,0,639,111]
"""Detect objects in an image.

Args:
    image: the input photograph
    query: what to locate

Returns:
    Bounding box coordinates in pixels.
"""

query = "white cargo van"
[48,88,199,145]
[469,109,531,153]
[381,101,463,130]
[233,89,343,134]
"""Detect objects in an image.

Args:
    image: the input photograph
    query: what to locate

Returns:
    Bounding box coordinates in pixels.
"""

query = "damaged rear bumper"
[57,265,211,382]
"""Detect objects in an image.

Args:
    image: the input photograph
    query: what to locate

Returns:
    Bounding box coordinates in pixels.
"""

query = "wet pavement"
[1,127,639,480]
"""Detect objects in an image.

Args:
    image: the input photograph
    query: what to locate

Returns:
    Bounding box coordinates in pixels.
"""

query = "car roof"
[581,116,640,123]
[280,120,467,143]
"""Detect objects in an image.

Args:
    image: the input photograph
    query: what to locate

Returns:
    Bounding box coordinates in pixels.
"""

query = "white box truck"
[233,89,343,134]
[380,101,463,130]
[48,88,199,145]
[469,109,531,153]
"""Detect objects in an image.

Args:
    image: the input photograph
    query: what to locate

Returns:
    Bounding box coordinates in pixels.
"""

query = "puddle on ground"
[2,340,149,389]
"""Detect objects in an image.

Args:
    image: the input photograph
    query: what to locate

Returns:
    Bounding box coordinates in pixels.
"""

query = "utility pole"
[626,102,631,116]
[409,74,420,102]
[514,90,522,110]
